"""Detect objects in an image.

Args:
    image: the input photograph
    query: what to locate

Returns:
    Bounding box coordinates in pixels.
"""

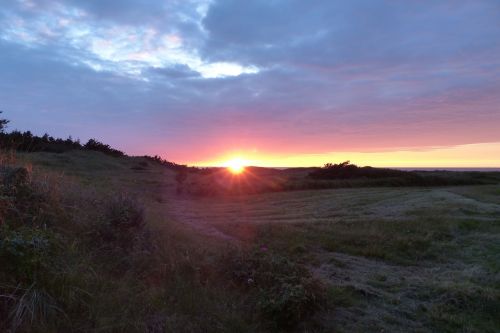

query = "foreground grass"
[1,151,328,332]
[4,150,500,332]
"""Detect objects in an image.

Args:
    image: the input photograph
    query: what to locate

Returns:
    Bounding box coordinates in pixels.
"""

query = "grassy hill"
[1,150,325,332]
[1,149,499,332]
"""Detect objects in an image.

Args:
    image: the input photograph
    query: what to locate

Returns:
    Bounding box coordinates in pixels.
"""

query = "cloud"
[202,1,500,67]
[0,0,257,78]
[147,64,201,79]
[0,0,499,163]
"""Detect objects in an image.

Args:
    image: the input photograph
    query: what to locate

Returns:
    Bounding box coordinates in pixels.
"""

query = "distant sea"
[393,168,500,172]
[270,167,500,171]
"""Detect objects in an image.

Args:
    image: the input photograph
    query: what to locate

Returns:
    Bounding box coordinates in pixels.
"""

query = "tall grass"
[1,151,328,332]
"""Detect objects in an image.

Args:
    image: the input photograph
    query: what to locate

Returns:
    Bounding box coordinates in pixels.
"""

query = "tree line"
[0,111,210,173]
[0,111,123,157]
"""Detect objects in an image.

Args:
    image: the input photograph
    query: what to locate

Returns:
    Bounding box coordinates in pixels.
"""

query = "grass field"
[171,185,500,332]
[2,150,499,332]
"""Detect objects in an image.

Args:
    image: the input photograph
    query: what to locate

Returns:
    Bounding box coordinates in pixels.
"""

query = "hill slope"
[2,150,499,332]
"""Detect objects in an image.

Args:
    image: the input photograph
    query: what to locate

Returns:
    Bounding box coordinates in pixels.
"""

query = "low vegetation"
[222,247,325,329]
[1,113,499,332]
[309,161,408,179]
[181,162,500,196]
[0,122,124,157]
[181,185,500,332]
[0,152,327,332]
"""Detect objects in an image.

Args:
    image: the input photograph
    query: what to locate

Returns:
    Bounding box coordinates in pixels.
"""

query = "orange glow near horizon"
[225,157,247,174]
[189,142,500,168]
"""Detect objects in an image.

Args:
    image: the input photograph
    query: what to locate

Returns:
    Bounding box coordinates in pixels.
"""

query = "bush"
[0,164,68,332]
[0,227,54,282]
[224,247,325,328]
[0,161,154,331]
[1,166,61,230]
[309,161,408,180]
[0,130,82,153]
[0,226,66,331]
[2,166,30,189]
[0,112,124,157]
[91,194,148,254]
[84,138,124,157]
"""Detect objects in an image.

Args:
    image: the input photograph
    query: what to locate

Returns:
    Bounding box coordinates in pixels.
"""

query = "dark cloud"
[202,1,500,67]
[0,0,499,163]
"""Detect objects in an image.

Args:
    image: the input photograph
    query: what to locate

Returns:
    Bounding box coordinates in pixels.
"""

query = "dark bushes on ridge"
[0,130,82,153]
[83,138,124,157]
[0,130,126,157]
[309,161,407,180]
[143,154,214,174]
[307,161,491,187]
[0,112,125,157]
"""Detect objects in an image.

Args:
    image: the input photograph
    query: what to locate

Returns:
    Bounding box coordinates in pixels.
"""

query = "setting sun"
[226,158,246,174]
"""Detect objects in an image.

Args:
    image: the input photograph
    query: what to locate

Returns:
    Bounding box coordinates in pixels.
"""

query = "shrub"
[92,194,148,254]
[84,138,124,157]
[0,165,67,332]
[224,247,325,328]
[0,130,82,153]
[0,155,161,331]
[0,227,54,282]
[2,166,30,189]
[1,166,61,230]
[0,112,126,157]
[309,161,408,180]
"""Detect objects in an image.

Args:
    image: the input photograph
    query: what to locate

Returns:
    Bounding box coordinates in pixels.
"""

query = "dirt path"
[165,196,238,241]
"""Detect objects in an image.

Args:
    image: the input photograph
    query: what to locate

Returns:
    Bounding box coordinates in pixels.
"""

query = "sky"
[1,0,499,167]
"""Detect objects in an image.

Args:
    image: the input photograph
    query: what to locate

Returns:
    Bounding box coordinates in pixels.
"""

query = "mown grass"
[219,216,460,265]
[213,196,500,332]
[427,283,500,333]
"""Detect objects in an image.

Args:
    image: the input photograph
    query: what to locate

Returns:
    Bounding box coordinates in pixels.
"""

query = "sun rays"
[226,157,246,174]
